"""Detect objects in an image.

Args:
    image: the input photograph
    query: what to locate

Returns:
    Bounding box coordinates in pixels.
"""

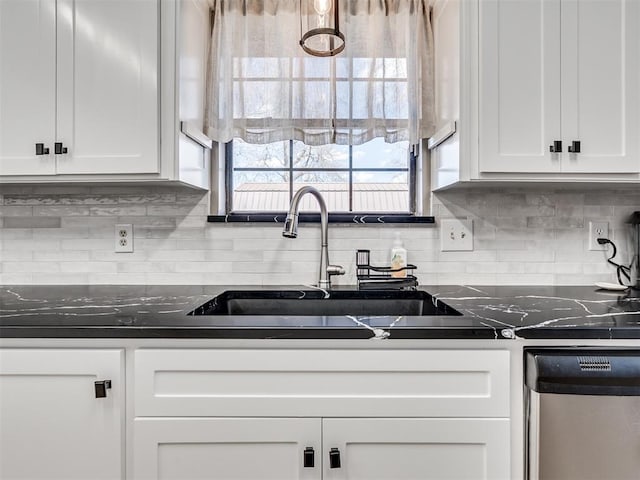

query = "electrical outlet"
[588,221,609,251]
[115,224,133,253]
[441,218,473,251]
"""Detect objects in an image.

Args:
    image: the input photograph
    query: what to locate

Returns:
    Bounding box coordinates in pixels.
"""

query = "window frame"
[224,140,419,215]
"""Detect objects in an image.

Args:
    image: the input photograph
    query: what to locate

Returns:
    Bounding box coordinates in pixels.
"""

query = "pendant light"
[299,0,345,57]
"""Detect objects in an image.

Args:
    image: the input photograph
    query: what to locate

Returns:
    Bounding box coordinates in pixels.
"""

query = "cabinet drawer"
[134,349,509,417]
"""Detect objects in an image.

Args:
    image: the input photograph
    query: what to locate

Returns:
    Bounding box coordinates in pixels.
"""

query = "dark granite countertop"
[1,285,640,339]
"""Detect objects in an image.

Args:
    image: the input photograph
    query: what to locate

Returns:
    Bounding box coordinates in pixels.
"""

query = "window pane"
[353,58,373,78]
[336,81,350,119]
[292,141,349,169]
[235,81,290,118]
[232,139,289,169]
[293,173,349,212]
[232,171,290,212]
[292,56,331,78]
[353,172,409,212]
[352,138,409,169]
[234,57,290,79]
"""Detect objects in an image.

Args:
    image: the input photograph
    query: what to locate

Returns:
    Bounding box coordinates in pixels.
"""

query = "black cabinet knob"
[303,447,315,468]
[568,140,581,153]
[54,142,68,155]
[94,380,112,398]
[549,140,562,153]
[329,447,341,469]
[35,143,50,155]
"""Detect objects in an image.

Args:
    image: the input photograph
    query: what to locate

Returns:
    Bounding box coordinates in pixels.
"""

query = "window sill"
[207,213,435,224]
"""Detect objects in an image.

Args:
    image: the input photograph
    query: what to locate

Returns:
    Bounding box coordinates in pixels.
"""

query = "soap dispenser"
[390,232,407,278]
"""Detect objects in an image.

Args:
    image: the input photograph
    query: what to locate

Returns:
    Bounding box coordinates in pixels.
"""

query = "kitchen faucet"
[282,186,345,289]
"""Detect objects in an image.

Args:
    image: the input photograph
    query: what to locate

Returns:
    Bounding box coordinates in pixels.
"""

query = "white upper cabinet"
[479,0,640,174]
[560,0,640,173]
[432,0,640,187]
[479,0,561,173]
[0,0,158,177]
[0,0,57,176]
[55,0,159,175]
[0,0,209,187]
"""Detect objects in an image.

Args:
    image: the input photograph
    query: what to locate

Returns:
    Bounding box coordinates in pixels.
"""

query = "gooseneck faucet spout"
[283,186,345,289]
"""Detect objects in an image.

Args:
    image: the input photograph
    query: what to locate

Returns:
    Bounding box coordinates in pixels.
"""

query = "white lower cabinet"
[133,417,509,480]
[323,418,509,480]
[133,349,511,479]
[134,418,322,479]
[0,349,124,480]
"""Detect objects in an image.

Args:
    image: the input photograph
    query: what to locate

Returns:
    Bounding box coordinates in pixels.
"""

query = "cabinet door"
[560,0,640,173]
[134,418,322,480]
[55,0,159,175]
[479,0,561,173]
[322,418,510,480]
[0,0,56,176]
[0,349,124,480]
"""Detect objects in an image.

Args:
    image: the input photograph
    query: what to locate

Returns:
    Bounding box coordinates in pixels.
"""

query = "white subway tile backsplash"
[4,262,61,273]
[203,250,263,262]
[3,239,61,251]
[0,273,34,284]
[4,194,118,205]
[34,250,91,261]
[32,228,89,239]
[175,261,234,273]
[116,262,176,273]
[89,205,146,216]
[0,206,34,217]
[61,239,111,250]
[29,273,90,284]
[146,250,206,262]
[0,185,638,285]
[147,204,208,216]
[176,239,233,250]
[90,250,148,261]
[60,262,118,274]
[496,250,555,263]
[33,206,90,216]
[233,261,292,274]
[4,217,61,229]
[0,251,34,261]
[117,193,177,204]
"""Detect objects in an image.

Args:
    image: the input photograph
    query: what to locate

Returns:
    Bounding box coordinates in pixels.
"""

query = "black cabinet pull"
[303,447,315,468]
[329,447,341,469]
[94,380,112,398]
[568,140,581,153]
[549,140,562,153]
[54,142,68,154]
[35,143,49,155]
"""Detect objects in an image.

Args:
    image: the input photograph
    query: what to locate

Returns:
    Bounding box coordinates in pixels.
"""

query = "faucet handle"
[327,265,345,276]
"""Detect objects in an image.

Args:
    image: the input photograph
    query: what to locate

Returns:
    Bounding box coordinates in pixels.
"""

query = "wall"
[0,184,638,285]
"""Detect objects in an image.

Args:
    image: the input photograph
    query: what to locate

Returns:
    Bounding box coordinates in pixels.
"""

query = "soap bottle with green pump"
[390,232,407,278]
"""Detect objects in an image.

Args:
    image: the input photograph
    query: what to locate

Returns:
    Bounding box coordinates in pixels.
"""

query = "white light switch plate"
[441,218,473,251]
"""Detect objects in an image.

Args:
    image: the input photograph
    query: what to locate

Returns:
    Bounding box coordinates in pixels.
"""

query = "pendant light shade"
[300,0,345,57]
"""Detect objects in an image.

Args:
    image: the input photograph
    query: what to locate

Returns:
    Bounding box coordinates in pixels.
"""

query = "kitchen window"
[226,138,417,214]
[205,1,434,219]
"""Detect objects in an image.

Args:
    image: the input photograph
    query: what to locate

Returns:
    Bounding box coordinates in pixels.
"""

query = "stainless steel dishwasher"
[525,349,640,480]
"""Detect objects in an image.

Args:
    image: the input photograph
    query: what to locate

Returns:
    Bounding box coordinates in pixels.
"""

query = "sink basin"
[189,290,461,317]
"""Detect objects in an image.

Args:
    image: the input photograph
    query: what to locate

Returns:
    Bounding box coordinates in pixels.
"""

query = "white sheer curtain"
[204,0,434,146]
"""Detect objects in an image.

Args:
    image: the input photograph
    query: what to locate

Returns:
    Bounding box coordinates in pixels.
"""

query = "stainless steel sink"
[189,290,461,316]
